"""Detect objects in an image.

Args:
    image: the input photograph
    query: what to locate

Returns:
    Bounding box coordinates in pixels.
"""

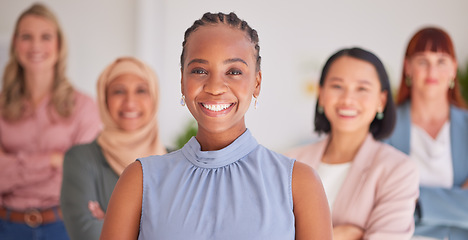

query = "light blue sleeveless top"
[137,129,295,240]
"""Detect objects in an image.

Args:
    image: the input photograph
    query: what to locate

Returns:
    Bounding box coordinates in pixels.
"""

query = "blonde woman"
[0,3,101,239]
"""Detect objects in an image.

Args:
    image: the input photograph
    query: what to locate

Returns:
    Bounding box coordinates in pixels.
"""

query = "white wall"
[1,0,468,152]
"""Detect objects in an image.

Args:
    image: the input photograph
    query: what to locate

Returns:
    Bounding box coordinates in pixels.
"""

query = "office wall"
[1,0,468,151]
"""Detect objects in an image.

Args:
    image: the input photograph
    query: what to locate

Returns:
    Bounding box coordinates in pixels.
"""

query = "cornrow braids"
[180,12,261,72]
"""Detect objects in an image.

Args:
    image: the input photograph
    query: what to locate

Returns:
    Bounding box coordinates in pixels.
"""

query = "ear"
[253,70,262,97]
[180,68,184,95]
[379,90,388,112]
[316,86,322,106]
[452,59,458,79]
[404,58,412,77]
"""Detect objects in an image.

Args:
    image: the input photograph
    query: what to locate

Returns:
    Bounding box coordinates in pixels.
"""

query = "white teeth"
[28,53,46,62]
[121,111,139,118]
[338,109,357,117]
[202,103,232,112]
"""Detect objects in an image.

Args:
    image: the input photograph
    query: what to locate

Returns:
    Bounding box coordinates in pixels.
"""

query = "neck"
[411,94,450,122]
[24,69,55,105]
[195,126,247,151]
[323,129,368,164]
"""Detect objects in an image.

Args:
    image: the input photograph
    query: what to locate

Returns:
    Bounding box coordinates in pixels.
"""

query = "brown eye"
[137,87,149,94]
[42,33,52,41]
[20,34,32,40]
[191,68,207,74]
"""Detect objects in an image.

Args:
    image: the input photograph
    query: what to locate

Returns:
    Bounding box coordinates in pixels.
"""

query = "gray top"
[60,139,119,240]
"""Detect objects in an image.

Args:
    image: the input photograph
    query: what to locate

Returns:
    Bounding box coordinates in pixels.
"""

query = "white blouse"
[317,161,352,210]
[410,122,453,188]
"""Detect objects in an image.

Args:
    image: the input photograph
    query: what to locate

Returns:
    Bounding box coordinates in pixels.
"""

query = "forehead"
[327,56,380,83]
[108,73,146,86]
[17,15,56,32]
[184,25,255,62]
[412,50,453,59]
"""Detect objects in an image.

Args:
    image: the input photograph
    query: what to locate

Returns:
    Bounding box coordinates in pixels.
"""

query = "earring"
[405,76,412,87]
[180,95,186,106]
[449,79,455,89]
[376,111,384,120]
[317,105,324,114]
[253,96,259,109]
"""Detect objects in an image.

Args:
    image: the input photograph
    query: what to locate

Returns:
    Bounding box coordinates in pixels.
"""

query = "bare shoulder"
[292,161,322,189]
[100,161,143,240]
[120,161,143,182]
[292,161,333,239]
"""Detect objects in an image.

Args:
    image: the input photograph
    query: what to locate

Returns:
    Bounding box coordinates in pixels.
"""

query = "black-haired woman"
[287,47,419,240]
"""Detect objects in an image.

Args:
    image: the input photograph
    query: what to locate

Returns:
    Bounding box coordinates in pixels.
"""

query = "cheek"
[106,97,121,117]
[142,97,155,115]
[183,80,202,98]
[14,42,27,56]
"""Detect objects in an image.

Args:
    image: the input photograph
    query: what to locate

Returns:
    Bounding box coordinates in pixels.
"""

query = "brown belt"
[0,206,62,228]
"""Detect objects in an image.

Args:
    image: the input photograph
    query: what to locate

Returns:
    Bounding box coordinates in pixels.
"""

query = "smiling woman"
[100,12,332,240]
[60,57,167,240]
[0,3,101,240]
[286,47,419,240]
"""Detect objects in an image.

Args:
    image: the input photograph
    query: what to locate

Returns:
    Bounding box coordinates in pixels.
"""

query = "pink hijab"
[97,57,166,175]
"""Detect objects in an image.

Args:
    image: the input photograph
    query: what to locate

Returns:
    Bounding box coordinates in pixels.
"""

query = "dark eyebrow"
[187,59,208,66]
[358,79,372,85]
[224,58,248,66]
[327,77,343,82]
[187,58,248,67]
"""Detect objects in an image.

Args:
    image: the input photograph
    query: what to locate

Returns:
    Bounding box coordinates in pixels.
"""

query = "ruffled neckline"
[181,129,258,168]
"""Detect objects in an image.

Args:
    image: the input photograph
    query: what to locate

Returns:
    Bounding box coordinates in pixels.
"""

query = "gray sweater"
[60,140,119,240]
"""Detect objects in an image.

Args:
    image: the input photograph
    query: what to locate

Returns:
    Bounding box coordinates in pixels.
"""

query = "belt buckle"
[24,209,43,228]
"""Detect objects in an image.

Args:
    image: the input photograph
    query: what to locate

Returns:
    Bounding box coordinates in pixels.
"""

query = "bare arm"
[292,161,333,240]
[100,162,143,240]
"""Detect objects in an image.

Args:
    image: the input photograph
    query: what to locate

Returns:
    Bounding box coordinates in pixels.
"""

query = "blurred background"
[1,0,468,152]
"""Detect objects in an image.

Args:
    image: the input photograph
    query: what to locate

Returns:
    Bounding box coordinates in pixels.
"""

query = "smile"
[27,52,48,62]
[120,111,141,118]
[338,109,358,117]
[201,103,234,112]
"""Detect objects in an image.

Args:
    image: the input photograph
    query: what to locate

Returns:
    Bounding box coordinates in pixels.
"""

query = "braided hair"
[180,12,261,72]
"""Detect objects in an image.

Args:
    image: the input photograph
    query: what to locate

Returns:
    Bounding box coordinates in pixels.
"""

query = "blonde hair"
[0,3,74,121]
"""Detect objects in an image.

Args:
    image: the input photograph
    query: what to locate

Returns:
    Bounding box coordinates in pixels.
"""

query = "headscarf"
[97,57,166,175]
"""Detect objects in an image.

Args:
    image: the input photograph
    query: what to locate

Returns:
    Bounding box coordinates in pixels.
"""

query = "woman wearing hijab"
[60,57,167,240]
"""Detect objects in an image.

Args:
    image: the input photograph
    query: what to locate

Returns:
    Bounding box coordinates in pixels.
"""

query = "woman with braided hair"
[100,12,332,240]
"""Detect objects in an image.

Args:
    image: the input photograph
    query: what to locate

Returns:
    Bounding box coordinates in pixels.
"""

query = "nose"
[31,37,41,50]
[203,74,228,95]
[427,64,437,78]
[340,88,354,104]
[123,93,137,108]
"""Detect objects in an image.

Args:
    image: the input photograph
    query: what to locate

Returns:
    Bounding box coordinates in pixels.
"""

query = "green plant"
[458,62,468,104]
[174,119,198,150]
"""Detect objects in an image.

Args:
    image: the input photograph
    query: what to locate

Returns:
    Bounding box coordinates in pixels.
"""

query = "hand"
[333,224,364,240]
[50,152,64,168]
[88,201,105,220]
[462,178,468,189]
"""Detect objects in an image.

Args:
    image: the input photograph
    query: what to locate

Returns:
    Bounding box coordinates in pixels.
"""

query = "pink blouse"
[0,91,101,211]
